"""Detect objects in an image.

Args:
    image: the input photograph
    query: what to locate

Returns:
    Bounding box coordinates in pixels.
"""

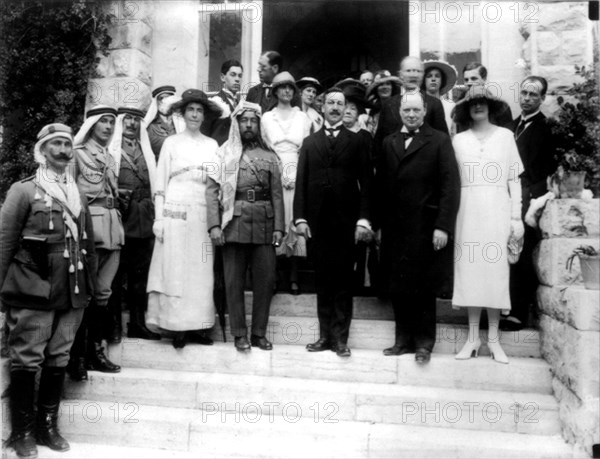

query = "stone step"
[200,315,541,358]
[16,400,576,458]
[62,368,560,435]
[1,442,199,459]
[107,341,552,394]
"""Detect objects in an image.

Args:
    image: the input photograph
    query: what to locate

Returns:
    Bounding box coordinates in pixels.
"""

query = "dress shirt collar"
[324,120,343,130]
[520,109,541,123]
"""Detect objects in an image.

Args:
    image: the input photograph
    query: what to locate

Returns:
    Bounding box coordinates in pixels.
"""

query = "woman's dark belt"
[235,189,271,202]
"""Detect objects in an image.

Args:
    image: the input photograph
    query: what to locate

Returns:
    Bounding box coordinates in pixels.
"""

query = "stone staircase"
[2,294,585,458]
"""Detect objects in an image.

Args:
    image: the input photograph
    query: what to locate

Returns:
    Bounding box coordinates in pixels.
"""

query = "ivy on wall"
[0,0,112,200]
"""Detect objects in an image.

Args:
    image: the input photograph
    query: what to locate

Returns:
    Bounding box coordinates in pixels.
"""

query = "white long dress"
[452,127,523,311]
[261,107,311,256]
[146,133,217,331]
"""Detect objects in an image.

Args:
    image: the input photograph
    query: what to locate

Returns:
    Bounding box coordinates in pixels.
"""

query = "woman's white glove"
[153,220,165,243]
[510,219,525,240]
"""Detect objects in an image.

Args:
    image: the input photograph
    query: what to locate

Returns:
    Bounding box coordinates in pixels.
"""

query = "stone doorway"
[262,1,410,86]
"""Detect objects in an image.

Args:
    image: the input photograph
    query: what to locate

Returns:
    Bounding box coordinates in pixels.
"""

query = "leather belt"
[235,189,270,202]
[90,196,115,209]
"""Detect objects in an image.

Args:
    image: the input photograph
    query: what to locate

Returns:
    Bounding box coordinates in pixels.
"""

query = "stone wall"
[535,199,600,456]
[86,1,155,111]
[520,1,593,115]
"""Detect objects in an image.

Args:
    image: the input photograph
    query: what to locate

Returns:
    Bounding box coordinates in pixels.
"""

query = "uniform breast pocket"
[0,251,51,301]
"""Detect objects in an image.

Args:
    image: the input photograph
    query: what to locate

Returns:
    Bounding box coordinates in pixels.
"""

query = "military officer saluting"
[1,123,97,458]
[207,101,285,352]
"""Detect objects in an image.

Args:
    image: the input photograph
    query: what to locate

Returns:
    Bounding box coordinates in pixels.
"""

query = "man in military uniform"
[0,123,97,458]
[107,107,160,340]
[144,85,177,158]
[206,101,284,352]
[67,105,123,380]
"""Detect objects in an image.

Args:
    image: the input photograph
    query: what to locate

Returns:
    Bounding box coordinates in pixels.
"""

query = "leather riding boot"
[66,357,88,381]
[36,367,70,451]
[127,302,160,340]
[86,342,121,373]
[8,369,38,458]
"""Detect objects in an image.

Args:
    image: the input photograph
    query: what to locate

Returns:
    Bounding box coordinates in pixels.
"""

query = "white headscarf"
[208,101,263,229]
[73,105,118,147]
[33,123,82,238]
[143,91,185,134]
[108,111,157,194]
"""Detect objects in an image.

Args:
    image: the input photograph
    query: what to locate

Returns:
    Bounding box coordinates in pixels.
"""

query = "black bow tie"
[403,130,417,139]
[325,126,342,136]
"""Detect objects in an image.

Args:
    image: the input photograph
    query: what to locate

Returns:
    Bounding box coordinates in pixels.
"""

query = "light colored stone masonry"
[537,199,600,457]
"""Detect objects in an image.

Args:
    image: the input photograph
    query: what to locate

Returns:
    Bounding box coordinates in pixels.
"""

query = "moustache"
[330,110,341,115]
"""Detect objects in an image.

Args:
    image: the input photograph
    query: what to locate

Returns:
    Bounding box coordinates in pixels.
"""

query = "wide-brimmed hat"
[171,89,222,115]
[297,77,323,94]
[335,78,363,92]
[422,60,458,96]
[453,85,506,125]
[341,83,369,114]
[366,75,401,100]
[271,71,298,95]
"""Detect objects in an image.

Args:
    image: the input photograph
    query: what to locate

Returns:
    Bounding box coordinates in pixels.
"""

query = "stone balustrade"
[535,198,600,456]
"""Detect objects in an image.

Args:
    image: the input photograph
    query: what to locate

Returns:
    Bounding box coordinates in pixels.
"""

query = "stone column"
[535,198,600,456]
[86,1,154,111]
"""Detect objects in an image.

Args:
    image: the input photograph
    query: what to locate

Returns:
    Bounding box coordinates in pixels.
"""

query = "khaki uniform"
[206,147,284,337]
[0,178,97,369]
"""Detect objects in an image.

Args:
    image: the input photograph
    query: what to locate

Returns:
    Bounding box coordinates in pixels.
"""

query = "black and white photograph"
[0,0,599,457]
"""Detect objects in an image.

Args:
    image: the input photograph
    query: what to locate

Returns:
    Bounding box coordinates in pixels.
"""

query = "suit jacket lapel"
[397,125,432,164]
[314,128,330,163]
[331,127,351,163]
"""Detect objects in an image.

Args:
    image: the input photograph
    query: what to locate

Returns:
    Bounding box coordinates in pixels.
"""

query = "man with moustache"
[202,59,244,146]
[67,106,123,380]
[506,76,557,331]
[374,56,448,159]
[375,92,460,364]
[107,107,161,341]
[206,101,284,351]
[145,85,177,158]
[293,88,373,357]
[1,123,97,458]
[246,50,300,112]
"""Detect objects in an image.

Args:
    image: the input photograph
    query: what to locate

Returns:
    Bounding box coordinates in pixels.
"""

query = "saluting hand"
[209,227,225,246]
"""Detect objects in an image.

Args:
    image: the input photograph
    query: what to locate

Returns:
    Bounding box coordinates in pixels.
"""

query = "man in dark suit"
[245,50,300,113]
[294,88,373,357]
[374,56,449,160]
[506,76,557,331]
[202,59,243,146]
[375,92,460,364]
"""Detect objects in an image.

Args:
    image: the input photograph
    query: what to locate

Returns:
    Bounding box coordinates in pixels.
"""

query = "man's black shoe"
[250,335,273,350]
[383,344,414,356]
[87,344,121,373]
[234,336,251,352]
[500,317,524,332]
[127,322,161,340]
[415,348,431,364]
[107,324,122,344]
[186,330,213,345]
[306,338,330,352]
[334,343,351,357]
[66,357,88,381]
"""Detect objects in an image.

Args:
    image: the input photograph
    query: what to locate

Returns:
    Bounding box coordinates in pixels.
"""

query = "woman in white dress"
[452,86,524,364]
[146,89,222,348]
[297,77,324,135]
[261,71,311,295]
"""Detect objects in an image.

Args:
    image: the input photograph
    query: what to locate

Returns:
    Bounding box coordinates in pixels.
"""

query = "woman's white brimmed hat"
[422,60,458,95]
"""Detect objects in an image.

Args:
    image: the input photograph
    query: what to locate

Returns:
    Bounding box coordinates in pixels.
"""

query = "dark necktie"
[325,126,341,138]
[515,119,527,139]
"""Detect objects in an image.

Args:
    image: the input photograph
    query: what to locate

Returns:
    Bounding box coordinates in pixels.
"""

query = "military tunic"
[0,177,97,369]
[206,146,285,337]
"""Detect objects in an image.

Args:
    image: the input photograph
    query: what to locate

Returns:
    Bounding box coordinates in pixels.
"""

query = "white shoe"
[455,338,482,360]
[487,340,509,364]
